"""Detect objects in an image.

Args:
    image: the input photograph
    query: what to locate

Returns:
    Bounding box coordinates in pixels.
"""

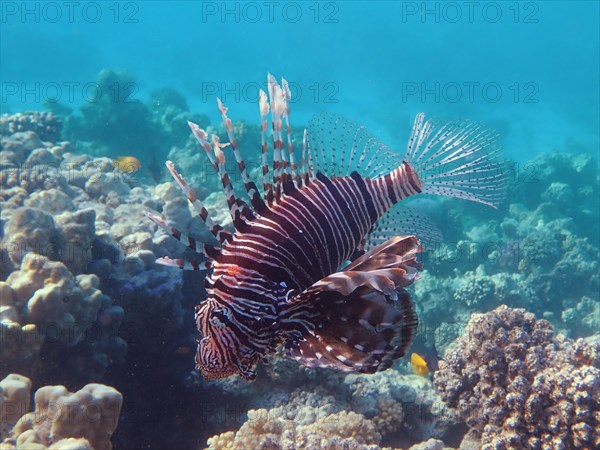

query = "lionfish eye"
[210,308,232,328]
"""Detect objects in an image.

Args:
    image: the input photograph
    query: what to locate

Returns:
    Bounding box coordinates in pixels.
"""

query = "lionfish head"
[194,299,260,381]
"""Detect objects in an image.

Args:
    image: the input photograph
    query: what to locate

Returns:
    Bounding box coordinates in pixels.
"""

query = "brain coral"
[433,305,599,449]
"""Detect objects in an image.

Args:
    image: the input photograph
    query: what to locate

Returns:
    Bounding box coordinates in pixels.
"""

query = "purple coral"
[433,305,599,449]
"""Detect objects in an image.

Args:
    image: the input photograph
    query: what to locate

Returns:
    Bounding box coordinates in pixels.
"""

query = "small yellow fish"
[411,352,430,376]
[113,156,141,173]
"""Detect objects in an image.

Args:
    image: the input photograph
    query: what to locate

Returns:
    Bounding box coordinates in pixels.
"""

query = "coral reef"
[407,439,451,450]
[58,69,209,182]
[1,107,598,450]
[414,150,599,347]
[61,69,164,158]
[434,305,600,449]
[203,367,461,449]
[1,112,62,143]
[345,371,455,441]
[0,114,196,386]
[2,206,96,274]
[0,254,125,382]
[561,296,600,337]
[0,374,122,450]
[0,115,222,448]
[0,373,31,439]
[206,388,382,450]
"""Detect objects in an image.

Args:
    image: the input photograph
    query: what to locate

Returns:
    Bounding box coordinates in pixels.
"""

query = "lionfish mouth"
[194,346,238,380]
[198,366,238,380]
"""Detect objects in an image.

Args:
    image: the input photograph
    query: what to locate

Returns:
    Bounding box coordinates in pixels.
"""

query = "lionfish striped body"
[146,74,506,381]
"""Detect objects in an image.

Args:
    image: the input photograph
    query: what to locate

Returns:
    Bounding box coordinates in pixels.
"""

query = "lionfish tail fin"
[283,236,421,373]
[401,113,509,208]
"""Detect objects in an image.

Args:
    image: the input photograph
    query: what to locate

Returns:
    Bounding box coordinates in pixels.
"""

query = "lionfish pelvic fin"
[281,236,421,373]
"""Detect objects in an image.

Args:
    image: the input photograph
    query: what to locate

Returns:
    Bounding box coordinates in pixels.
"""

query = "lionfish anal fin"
[282,236,421,373]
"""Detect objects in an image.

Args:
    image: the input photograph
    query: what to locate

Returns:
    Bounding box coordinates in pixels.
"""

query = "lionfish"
[144,74,506,381]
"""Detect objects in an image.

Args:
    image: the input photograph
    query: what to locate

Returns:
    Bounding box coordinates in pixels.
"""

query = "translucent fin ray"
[164,160,233,244]
[156,256,211,271]
[306,112,404,179]
[404,113,509,208]
[143,211,218,256]
[217,98,267,213]
[365,206,443,252]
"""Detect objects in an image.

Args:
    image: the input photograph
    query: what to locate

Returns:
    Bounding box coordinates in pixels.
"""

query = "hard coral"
[2,206,97,275]
[1,112,62,142]
[1,254,123,381]
[417,150,599,340]
[206,388,381,450]
[452,267,495,308]
[0,374,122,450]
[434,305,599,449]
[345,371,455,442]
[0,374,31,439]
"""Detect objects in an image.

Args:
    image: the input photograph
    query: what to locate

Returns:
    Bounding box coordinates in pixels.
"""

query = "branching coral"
[433,305,599,449]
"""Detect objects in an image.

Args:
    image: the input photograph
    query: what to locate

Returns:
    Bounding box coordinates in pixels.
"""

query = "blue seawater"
[1,2,598,450]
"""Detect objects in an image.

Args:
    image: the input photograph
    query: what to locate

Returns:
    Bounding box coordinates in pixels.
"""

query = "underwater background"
[1,1,598,449]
